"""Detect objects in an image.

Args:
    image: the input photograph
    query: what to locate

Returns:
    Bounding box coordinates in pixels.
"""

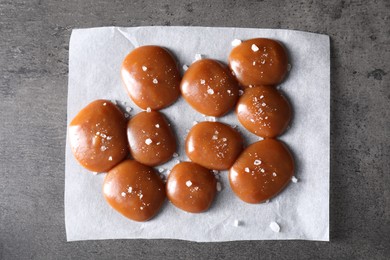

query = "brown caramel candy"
[181,59,239,117]
[229,38,288,87]
[68,100,128,172]
[121,46,181,110]
[229,139,294,204]
[236,86,291,138]
[103,160,166,222]
[127,111,176,166]
[166,162,217,213]
[186,122,243,170]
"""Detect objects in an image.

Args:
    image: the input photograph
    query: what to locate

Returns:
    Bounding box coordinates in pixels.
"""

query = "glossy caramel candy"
[121,46,181,110]
[68,100,128,172]
[186,122,243,170]
[166,162,217,213]
[229,139,294,204]
[181,59,239,117]
[127,111,176,166]
[103,160,166,222]
[236,86,292,138]
[229,38,288,87]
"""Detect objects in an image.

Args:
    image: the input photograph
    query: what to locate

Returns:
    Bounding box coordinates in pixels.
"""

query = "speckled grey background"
[0,0,389,259]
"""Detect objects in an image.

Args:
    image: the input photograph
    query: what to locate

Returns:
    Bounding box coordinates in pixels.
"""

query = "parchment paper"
[65,26,330,242]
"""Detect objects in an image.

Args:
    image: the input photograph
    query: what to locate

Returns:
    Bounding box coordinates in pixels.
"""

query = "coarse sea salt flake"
[142,66,148,71]
[146,107,151,112]
[270,221,280,232]
[145,138,153,145]
[244,167,250,173]
[251,44,259,52]
[108,156,113,161]
[231,39,242,47]
[183,64,189,71]
[121,192,126,197]
[127,187,133,193]
[152,78,158,84]
[155,124,160,128]
[186,180,192,187]
[254,160,261,165]
[200,79,206,84]
[291,176,298,183]
[125,107,132,112]
[194,53,203,61]
[207,88,214,95]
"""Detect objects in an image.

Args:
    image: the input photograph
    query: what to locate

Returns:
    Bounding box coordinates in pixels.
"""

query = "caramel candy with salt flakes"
[166,162,217,213]
[121,46,181,110]
[229,139,294,204]
[181,59,240,117]
[236,86,292,138]
[185,122,243,170]
[103,160,166,222]
[229,38,288,87]
[68,100,128,172]
[127,111,176,166]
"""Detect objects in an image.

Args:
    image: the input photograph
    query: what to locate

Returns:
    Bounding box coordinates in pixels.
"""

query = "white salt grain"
[234,220,241,227]
[155,124,160,128]
[251,44,259,52]
[146,107,151,112]
[127,187,133,193]
[173,152,178,158]
[254,159,262,165]
[103,102,107,106]
[272,172,277,177]
[183,64,189,71]
[158,168,165,173]
[121,192,126,197]
[145,138,153,145]
[194,53,203,61]
[291,176,298,183]
[125,107,132,112]
[152,78,158,84]
[207,88,214,95]
[238,90,244,96]
[108,156,113,161]
[244,167,250,173]
[231,39,242,47]
[216,182,222,191]
[270,221,281,233]
[200,79,206,84]
[142,66,148,71]
[186,180,192,187]
[100,146,107,151]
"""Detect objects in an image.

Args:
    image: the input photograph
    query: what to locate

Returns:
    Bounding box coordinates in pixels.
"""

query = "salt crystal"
[142,66,148,71]
[183,64,189,71]
[155,124,160,128]
[192,121,198,125]
[145,138,153,145]
[238,90,244,96]
[125,107,132,112]
[207,88,214,95]
[200,79,206,84]
[152,78,158,84]
[227,89,232,94]
[158,168,165,173]
[270,221,280,232]
[252,61,256,66]
[244,167,250,173]
[216,182,222,191]
[121,192,126,197]
[234,220,241,227]
[206,116,216,122]
[231,39,242,47]
[186,180,192,187]
[254,160,262,165]
[260,168,265,173]
[106,136,112,140]
[260,95,264,99]
[262,103,266,107]
[103,102,107,106]
[127,187,133,193]
[140,207,144,210]
[194,53,203,61]
[212,135,218,140]
[222,138,227,142]
[251,44,259,52]
[272,172,277,177]
[108,156,113,161]
[212,170,219,174]
[173,152,178,158]
[146,107,151,112]
[95,131,100,136]
[100,146,107,151]
[139,194,143,199]
[291,176,298,183]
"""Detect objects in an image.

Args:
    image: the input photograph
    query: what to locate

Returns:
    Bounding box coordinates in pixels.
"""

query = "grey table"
[1,0,389,259]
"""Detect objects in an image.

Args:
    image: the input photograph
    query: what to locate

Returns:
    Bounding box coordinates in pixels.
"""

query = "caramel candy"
[181,59,239,117]
[186,122,243,170]
[127,111,176,166]
[121,46,181,110]
[68,100,128,172]
[166,162,217,213]
[236,86,291,138]
[103,160,166,222]
[229,139,294,204]
[229,38,288,87]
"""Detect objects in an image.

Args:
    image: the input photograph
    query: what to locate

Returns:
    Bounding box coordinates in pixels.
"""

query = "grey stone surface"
[0,0,389,259]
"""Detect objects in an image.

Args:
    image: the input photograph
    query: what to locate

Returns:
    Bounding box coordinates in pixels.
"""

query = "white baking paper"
[65,26,330,242]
